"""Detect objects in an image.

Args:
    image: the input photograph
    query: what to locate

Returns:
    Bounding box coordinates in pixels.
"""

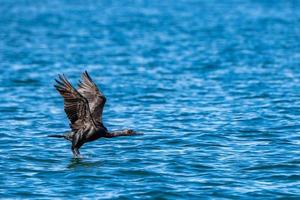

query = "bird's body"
[50,71,136,157]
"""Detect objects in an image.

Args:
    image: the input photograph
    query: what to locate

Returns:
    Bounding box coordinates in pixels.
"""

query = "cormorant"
[49,71,136,157]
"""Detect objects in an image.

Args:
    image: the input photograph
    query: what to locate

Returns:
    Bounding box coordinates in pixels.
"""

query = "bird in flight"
[49,71,137,157]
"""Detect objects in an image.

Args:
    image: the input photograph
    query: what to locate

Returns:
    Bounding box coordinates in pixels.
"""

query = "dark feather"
[77,71,106,126]
[54,73,96,132]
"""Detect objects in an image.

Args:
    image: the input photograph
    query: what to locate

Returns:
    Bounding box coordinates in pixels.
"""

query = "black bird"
[49,71,136,157]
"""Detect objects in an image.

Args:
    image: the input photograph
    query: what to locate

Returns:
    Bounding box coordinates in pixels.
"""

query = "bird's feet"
[73,154,83,159]
[72,147,82,158]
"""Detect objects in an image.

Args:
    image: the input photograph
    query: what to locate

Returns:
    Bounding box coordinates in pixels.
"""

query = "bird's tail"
[47,134,66,138]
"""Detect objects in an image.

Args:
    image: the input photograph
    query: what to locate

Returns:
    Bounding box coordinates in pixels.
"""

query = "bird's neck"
[105,130,131,138]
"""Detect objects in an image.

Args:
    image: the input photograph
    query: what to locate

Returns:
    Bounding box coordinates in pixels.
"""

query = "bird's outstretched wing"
[77,71,106,126]
[54,74,95,132]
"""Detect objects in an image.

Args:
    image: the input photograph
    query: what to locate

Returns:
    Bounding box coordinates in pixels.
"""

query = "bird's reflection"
[67,157,102,169]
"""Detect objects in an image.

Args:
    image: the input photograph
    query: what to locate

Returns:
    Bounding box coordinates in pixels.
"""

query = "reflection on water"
[67,158,103,170]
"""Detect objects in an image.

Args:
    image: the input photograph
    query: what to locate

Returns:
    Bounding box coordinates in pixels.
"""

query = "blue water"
[1,0,300,199]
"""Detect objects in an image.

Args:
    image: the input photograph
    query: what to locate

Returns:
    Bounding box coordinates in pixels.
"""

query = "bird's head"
[122,129,136,135]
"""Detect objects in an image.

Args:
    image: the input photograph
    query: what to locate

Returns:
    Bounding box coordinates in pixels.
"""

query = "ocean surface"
[0,0,300,199]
